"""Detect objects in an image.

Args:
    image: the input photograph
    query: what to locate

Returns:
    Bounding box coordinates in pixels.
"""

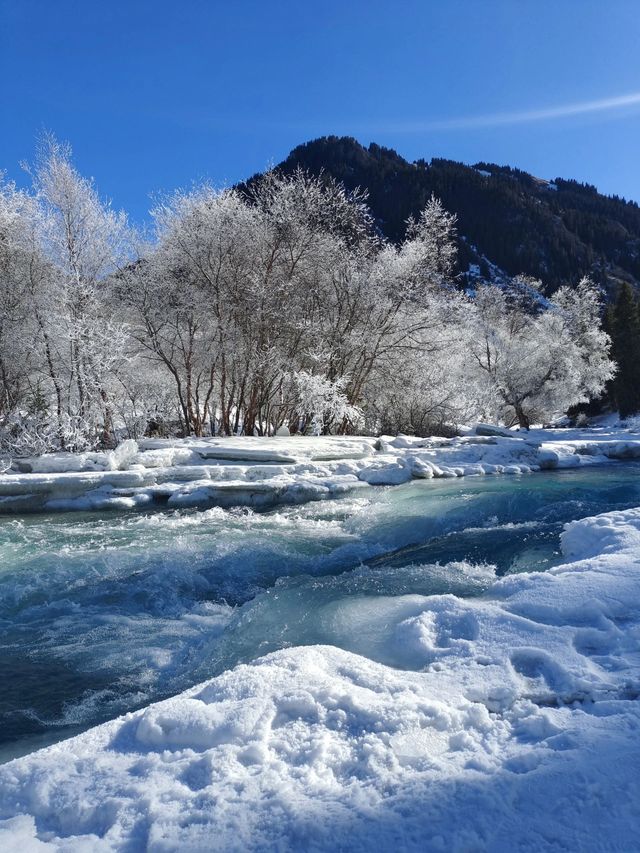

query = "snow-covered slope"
[2,425,640,513]
[1,506,639,851]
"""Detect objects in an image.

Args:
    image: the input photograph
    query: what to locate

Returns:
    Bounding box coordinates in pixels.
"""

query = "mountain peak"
[270,137,640,294]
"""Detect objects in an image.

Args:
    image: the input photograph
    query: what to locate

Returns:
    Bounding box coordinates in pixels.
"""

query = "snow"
[1,424,640,514]
[1,504,640,850]
[357,458,413,485]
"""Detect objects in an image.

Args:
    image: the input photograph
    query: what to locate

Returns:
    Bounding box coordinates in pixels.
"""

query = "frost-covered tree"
[122,170,380,436]
[400,195,457,297]
[353,201,467,434]
[0,136,618,448]
[0,137,133,454]
[365,304,475,435]
[29,135,131,444]
[282,371,363,435]
[467,277,614,428]
[0,177,76,455]
[0,180,39,420]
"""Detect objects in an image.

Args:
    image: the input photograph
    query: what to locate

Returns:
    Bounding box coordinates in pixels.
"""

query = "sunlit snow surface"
[2,423,640,514]
[1,436,640,850]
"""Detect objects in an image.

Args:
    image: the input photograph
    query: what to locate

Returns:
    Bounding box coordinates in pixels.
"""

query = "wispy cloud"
[380,91,640,133]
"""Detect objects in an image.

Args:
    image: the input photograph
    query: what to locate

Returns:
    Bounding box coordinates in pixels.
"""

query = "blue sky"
[2,0,640,222]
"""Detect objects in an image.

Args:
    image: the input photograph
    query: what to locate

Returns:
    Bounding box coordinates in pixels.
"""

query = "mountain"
[261,136,640,296]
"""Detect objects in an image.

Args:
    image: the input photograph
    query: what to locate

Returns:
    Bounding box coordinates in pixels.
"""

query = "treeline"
[0,137,615,454]
[275,136,640,293]
[608,282,640,418]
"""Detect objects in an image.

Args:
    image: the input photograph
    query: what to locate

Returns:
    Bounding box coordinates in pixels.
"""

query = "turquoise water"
[1,464,639,761]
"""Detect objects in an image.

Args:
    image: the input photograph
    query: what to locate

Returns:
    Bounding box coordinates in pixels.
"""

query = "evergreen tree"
[611,282,640,417]
[261,136,640,294]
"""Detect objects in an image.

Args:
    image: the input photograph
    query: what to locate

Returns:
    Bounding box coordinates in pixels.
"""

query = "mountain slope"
[264,136,640,295]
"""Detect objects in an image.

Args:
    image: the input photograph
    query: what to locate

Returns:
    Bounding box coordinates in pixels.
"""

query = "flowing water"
[1,464,639,762]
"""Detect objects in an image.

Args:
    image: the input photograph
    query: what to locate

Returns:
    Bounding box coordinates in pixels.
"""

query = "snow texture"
[1,501,640,850]
[1,423,640,514]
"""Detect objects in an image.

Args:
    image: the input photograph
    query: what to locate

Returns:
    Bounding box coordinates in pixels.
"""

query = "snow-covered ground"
[2,422,640,514]
[1,504,639,851]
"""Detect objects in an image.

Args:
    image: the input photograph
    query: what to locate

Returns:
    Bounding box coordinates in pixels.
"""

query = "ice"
[1,425,640,514]
[357,459,412,484]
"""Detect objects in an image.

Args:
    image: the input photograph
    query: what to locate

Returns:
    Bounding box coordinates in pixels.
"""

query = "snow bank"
[0,426,639,513]
[1,507,640,850]
[561,508,640,560]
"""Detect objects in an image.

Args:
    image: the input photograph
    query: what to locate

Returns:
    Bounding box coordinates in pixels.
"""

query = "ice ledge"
[0,428,638,513]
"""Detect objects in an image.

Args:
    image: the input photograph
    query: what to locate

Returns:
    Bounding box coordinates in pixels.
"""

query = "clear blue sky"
[2,0,640,223]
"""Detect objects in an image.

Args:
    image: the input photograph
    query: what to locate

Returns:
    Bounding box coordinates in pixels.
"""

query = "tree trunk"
[514,403,530,430]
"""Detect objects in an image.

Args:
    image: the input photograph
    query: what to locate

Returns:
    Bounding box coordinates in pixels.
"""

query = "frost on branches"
[0,135,130,456]
[284,371,363,435]
[467,277,614,428]
[0,136,615,454]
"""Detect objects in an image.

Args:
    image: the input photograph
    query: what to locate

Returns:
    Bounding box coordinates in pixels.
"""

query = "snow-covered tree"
[467,277,614,428]
[283,371,363,435]
[399,195,458,298]
[0,180,39,422]
[0,136,618,448]
[29,135,131,445]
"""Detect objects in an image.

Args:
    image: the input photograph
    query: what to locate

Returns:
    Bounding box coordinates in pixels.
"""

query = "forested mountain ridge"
[260,136,640,295]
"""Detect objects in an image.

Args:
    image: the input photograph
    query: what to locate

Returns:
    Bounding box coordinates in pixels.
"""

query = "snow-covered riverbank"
[2,424,640,513]
[1,503,639,851]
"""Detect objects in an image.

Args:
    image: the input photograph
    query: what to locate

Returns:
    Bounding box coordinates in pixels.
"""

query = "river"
[1,463,639,762]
